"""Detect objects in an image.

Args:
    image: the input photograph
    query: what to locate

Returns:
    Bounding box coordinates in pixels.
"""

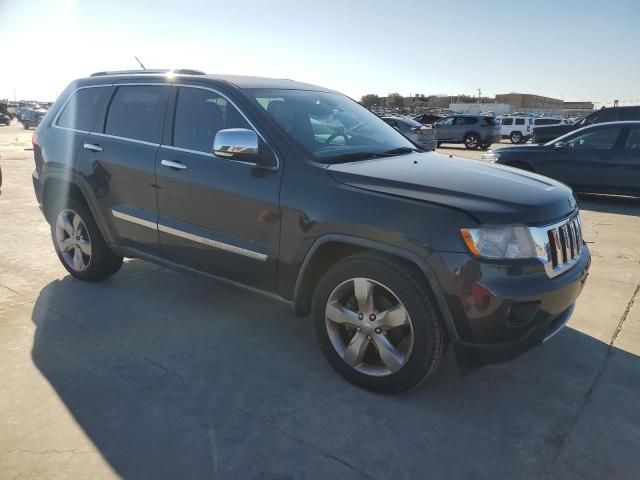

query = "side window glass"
[454,117,467,126]
[566,128,621,150]
[173,87,251,152]
[465,117,478,125]
[515,118,525,125]
[441,117,455,126]
[624,128,640,151]
[502,118,513,126]
[105,86,167,143]
[57,87,111,131]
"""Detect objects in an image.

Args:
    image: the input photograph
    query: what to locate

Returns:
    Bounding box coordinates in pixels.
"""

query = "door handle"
[83,143,103,152]
[161,159,187,171]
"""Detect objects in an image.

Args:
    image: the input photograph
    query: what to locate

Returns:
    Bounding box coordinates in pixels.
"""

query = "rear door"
[154,84,281,291]
[77,83,169,255]
[451,116,469,141]
[608,126,640,195]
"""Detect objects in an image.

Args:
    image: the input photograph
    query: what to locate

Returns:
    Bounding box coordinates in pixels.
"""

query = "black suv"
[32,70,590,393]
[533,106,640,144]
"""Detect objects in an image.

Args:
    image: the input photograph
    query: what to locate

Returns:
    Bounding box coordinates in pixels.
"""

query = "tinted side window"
[515,118,525,125]
[502,118,513,126]
[173,87,251,152]
[464,117,479,125]
[57,87,111,131]
[566,127,622,150]
[619,108,640,121]
[624,128,640,151]
[105,86,167,143]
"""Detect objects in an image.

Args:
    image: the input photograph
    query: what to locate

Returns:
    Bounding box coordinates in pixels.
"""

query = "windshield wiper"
[381,146,420,155]
[327,152,384,163]
[327,147,420,163]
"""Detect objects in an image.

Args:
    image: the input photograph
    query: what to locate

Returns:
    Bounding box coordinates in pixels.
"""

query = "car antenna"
[134,56,146,70]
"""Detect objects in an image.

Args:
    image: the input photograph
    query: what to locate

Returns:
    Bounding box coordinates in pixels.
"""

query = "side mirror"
[554,141,566,152]
[213,128,276,168]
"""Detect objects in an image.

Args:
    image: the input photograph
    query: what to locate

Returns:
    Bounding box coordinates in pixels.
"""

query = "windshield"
[247,89,415,162]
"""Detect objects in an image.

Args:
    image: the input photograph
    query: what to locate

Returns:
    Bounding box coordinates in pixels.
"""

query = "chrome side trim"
[92,132,160,147]
[158,224,268,261]
[112,210,157,230]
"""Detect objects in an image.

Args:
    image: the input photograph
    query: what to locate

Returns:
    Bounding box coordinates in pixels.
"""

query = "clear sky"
[1,0,639,106]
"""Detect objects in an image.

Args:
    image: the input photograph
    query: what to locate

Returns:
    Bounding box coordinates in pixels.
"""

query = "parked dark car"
[433,114,502,150]
[32,69,590,393]
[485,121,640,196]
[381,116,437,150]
[413,113,443,125]
[532,106,640,144]
[0,113,10,126]
[22,109,47,129]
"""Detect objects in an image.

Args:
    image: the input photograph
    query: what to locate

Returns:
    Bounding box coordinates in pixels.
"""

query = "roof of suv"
[83,69,333,92]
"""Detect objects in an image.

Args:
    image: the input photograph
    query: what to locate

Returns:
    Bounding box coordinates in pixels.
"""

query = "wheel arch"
[41,172,114,244]
[292,234,459,341]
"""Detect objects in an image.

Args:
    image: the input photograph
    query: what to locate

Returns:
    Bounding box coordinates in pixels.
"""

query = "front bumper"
[430,245,590,365]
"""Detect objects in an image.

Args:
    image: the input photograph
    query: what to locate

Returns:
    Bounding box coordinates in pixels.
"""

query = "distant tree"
[386,92,405,109]
[360,94,380,108]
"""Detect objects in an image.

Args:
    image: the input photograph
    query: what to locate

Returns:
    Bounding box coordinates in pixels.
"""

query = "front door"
[155,85,281,291]
[434,116,455,141]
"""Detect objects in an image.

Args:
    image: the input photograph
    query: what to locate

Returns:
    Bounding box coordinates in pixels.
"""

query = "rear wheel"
[510,131,522,144]
[51,198,123,281]
[312,254,445,393]
[23,121,30,130]
[464,133,479,150]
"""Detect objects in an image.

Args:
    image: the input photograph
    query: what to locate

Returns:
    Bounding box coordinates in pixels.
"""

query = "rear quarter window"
[515,118,525,125]
[56,86,111,131]
[464,117,478,125]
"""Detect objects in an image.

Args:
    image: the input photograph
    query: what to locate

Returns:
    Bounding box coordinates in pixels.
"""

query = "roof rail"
[90,68,206,77]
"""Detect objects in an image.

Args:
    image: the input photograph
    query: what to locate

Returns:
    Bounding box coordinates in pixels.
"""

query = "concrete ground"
[1,121,639,479]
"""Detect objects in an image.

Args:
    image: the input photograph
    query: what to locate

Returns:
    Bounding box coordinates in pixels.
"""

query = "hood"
[327,152,576,225]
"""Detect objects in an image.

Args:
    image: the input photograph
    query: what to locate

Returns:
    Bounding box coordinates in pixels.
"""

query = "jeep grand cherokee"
[32,69,590,393]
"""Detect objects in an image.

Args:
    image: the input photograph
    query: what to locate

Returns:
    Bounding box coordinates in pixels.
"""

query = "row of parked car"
[381,106,640,153]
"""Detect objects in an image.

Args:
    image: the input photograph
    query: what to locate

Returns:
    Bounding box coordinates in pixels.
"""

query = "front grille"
[546,215,583,273]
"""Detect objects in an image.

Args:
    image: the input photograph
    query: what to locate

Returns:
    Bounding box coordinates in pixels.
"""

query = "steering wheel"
[324,132,349,145]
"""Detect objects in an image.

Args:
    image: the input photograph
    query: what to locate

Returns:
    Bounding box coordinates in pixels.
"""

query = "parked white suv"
[499,116,534,143]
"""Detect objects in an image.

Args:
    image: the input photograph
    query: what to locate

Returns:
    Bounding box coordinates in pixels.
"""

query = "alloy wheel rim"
[466,136,478,147]
[55,209,92,272]
[325,277,414,377]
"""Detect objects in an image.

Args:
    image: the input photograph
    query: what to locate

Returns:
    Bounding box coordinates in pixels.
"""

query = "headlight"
[460,226,540,259]
[481,151,501,162]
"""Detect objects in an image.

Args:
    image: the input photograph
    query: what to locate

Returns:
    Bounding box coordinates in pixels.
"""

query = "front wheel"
[510,132,522,144]
[464,134,479,150]
[51,198,123,281]
[312,254,446,393]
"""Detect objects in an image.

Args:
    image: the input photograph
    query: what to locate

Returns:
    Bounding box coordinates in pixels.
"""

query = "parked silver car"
[381,116,437,150]
[433,115,502,150]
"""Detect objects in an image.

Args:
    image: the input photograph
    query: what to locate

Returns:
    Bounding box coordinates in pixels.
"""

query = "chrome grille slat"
[541,212,583,278]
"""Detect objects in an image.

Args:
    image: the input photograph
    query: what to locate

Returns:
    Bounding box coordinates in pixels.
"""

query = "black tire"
[463,133,479,150]
[50,197,123,282]
[312,253,446,393]
[480,143,491,150]
[510,131,522,144]
[436,142,443,147]
[23,121,30,130]
[506,161,534,172]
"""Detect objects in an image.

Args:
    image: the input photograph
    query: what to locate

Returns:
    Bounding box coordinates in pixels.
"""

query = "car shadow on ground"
[577,193,640,217]
[29,262,640,479]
